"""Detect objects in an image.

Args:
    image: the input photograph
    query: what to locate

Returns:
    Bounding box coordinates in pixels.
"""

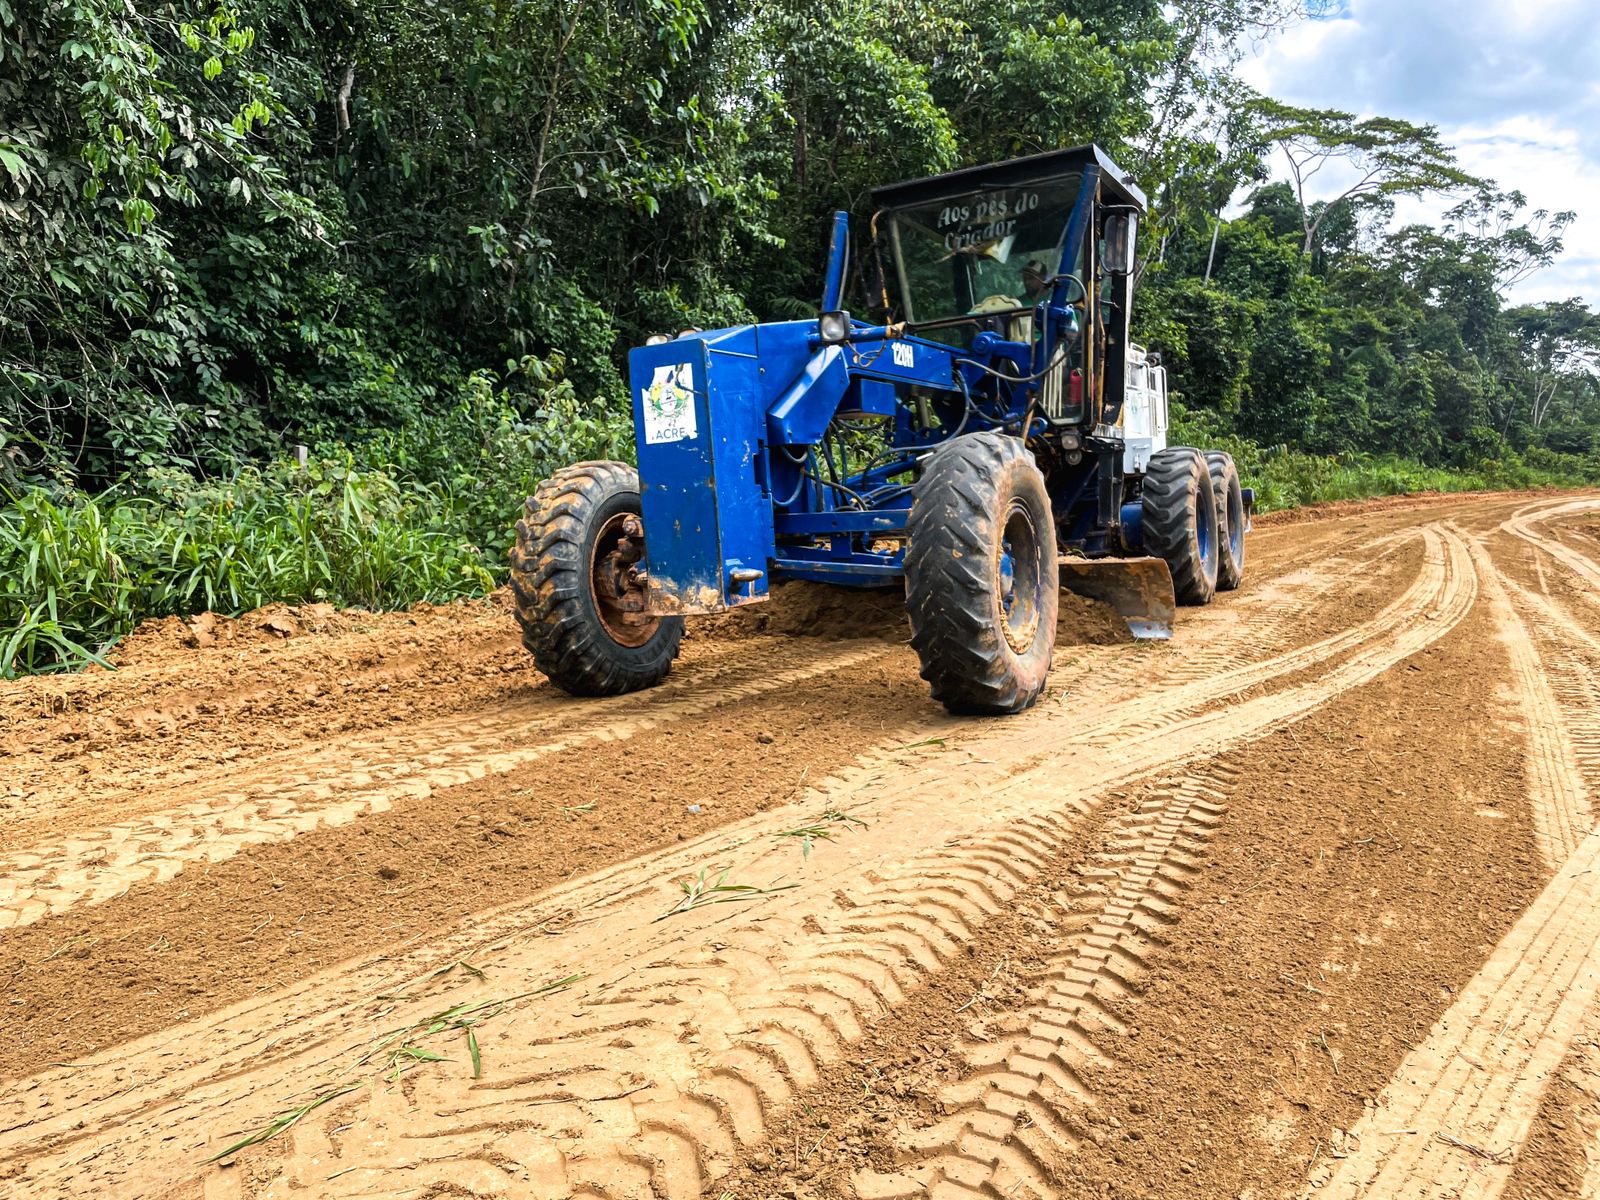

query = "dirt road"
[4,491,1600,1199]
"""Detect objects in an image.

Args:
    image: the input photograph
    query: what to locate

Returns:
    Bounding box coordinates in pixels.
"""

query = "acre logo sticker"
[642,361,698,444]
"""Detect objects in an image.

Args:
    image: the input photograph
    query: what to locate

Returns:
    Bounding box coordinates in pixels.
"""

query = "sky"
[1236,0,1600,307]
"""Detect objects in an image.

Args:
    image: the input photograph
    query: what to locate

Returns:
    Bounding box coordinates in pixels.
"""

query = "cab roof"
[871,144,1147,214]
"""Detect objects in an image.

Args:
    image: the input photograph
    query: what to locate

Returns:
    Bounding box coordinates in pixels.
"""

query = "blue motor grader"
[511,144,1250,714]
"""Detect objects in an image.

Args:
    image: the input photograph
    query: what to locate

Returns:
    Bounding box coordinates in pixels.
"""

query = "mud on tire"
[905,432,1059,716]
[1142,447,1219,606]
[511,461,684,696]
[1204,449,1246,591]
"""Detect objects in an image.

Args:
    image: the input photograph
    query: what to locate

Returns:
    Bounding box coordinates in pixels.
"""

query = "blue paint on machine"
[631,328,773,612]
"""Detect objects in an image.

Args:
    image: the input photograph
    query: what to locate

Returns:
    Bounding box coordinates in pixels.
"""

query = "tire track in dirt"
[1302,534,1600,1200]
[1497,575,1600,811]
[1502,497,1600,597]
[1470,538,1592,867]
[0,522,1464,1200]
[1301,829,1600,1200]
[0,641,893,930]
[483,534,1472,1200]
[101,525,1471,1200]
[853,763,1242,1200]
[1476,513,1600,1200]
[0,527,1413,935]
[469,528,1473,1200]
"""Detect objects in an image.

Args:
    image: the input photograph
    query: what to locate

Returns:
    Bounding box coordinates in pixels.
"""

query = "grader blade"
[1059,557,1176,641]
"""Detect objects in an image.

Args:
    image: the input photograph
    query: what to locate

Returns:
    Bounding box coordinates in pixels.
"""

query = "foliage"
[1170,402,1600,513]
[335,352,633,556]
[1,0,332,483]
[0,458,495,676]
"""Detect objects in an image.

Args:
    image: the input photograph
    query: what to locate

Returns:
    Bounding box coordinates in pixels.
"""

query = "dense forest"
[2,0,1598,672]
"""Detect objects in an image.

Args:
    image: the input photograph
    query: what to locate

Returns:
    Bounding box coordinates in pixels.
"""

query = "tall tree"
[1510,300,1600,429]
[1253,99,1481,261]
[1442,187,1575,296]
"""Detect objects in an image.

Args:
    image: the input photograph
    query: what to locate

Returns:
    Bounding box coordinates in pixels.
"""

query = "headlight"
[644,333,671,346]
[818,310,852,344]
[677,327,702,339]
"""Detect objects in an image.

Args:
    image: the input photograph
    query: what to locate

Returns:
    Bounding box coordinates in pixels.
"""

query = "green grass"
[1237,448,1590,513]
[773,810,868,858]
[1169,404,1600,513]
[0,456,496,677]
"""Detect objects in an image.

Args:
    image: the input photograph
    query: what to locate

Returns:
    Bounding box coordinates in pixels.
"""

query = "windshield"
[886,173,1084,327]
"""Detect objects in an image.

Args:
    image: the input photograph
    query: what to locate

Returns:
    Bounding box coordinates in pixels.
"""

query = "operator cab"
[879,174,1082,328]
[870,145,1146,429]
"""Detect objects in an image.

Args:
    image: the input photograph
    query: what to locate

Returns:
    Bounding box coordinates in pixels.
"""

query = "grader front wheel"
[905,432,1059,716]
[510,462,683,696]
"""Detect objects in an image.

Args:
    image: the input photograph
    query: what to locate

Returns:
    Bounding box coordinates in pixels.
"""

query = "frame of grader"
[511,144,1252,714]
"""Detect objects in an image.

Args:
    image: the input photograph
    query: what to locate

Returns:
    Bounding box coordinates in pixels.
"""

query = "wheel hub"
[591,512,660,648]
[996,499,1043,654]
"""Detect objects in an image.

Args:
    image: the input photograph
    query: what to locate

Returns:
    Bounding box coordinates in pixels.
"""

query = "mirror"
[1103,213,1137,275]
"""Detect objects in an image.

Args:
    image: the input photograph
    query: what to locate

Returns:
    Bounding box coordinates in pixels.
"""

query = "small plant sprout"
[773,810,868,858]
[656,867,798,922]
[207,973,580,1164]
[206,1083,360,1163]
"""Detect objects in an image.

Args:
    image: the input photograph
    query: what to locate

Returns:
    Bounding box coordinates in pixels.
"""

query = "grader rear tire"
[1204,449,1246,591]
[905,432,1059,716]
[510,461,683,696]
[1142,447,1219,606]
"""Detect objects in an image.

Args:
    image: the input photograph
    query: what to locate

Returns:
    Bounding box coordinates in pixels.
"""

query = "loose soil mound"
[109,591,515,667]
[694,581,911,642]
[1057,586,1135,645]
[0,592,527,777]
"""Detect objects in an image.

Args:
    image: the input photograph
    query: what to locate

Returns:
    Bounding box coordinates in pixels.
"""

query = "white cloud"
[1238,0,1600,306]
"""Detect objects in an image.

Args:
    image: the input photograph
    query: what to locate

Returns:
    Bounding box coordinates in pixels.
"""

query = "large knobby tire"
[905,432,1059,715]
[510,461,683,696]
[1142,447,1219,606]
[1204,449,1246,591]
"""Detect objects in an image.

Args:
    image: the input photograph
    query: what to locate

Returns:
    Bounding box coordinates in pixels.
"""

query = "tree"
[0,0,325,481]
[1253,99,1481,262]
[1442,188,1575,296]
[1510,300,1600,429]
